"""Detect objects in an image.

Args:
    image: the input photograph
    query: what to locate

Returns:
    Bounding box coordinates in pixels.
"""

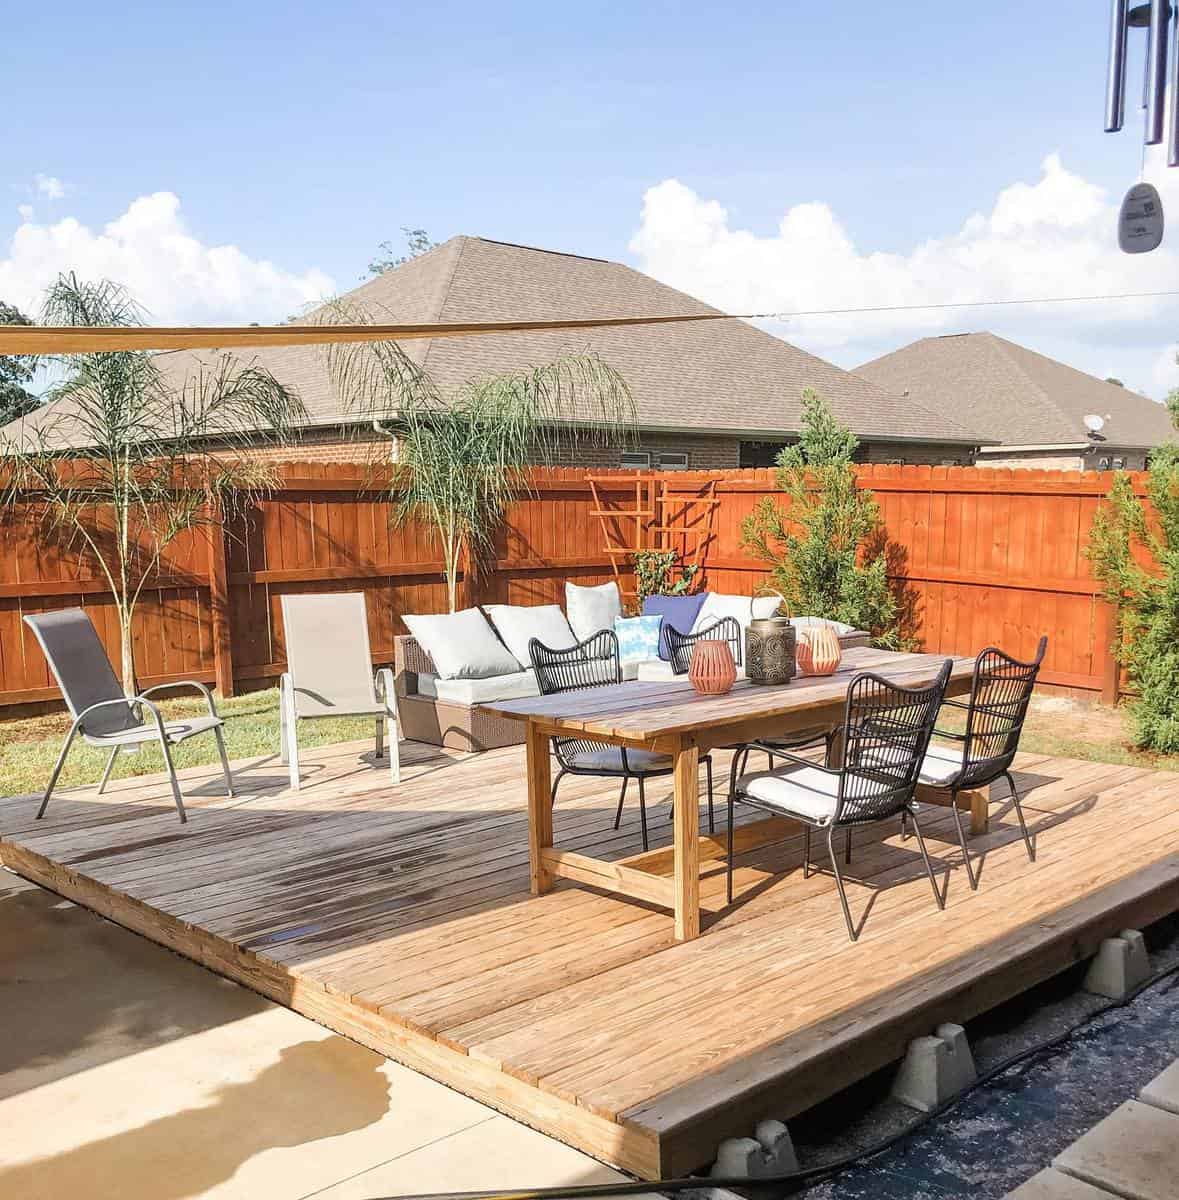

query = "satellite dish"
[1084,413,1106,434]
[1119,182,1164,252]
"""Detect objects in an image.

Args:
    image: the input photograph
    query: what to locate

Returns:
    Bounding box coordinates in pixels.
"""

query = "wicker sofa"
[394,624,872,752]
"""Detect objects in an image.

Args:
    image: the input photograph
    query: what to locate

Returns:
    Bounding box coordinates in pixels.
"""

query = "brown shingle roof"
[7,236,982,449]
[857,332,1175,450]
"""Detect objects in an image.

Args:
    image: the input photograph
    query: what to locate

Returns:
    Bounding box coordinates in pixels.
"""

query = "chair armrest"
[752,745,842,777]
[138,679,220,719]
[394,635,434,698]
[74,695,166,737]
[374,667,397,715]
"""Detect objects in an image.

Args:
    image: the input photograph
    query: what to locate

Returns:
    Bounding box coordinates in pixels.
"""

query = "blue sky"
[4,1,1179,396]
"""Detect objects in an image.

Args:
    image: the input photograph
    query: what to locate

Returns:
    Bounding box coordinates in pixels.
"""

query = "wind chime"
[1104,0,1178,251]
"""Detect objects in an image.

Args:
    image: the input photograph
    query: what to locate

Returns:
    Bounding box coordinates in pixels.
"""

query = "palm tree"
[323,304,636,611]
[0,273,307,694]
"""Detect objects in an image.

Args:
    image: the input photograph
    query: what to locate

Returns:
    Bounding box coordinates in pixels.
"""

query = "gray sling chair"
[23,609,233,824]
[726,660,952,941]
[911,637,1048,890]
[278,592,399,792]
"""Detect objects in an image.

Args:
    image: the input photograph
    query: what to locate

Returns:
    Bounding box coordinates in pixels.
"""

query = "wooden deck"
[3,738,1179,1179]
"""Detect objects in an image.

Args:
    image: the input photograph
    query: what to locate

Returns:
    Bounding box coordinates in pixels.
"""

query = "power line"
[746,289,1179,321]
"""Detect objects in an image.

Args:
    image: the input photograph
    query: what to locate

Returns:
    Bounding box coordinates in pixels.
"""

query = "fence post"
[1098,600,1120,707]
[206,502,235,698]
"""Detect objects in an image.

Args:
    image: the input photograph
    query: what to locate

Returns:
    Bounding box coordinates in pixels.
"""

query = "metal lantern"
[745,616,796,685]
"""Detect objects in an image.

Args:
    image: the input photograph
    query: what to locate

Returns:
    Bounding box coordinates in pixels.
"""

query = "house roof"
[856,331,1175,451]
[6,236,982,449]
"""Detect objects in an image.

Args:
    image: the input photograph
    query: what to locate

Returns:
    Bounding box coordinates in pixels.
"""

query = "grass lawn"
[0,689,1174,801]
[0,688,378,799]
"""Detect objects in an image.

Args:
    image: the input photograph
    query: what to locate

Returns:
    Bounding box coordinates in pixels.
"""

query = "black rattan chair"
[529,629,714,850]
[665,616,835,783]
[726,660,953,941]
[915,637,1047,889]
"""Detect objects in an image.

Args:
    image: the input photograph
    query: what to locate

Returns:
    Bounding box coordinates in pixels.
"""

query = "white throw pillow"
[792,615,856,636]
[565,581,623,642]
[403,608,522,679]
[752,595,783,620]
[692,592,754,634]
[485,604,576,668]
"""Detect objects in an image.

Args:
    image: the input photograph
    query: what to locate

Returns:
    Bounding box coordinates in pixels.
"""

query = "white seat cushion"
[565,745,672,773]
[484,604,576,667]
[736,764,840,823]
[404,608,522,679]
[792,615,856,636]
[416,670,540,705]
[918,742,967,786]
[635,658,748,682]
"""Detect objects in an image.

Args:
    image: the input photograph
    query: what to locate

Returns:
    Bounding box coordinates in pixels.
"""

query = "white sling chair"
[278,592,400,791]
[23,608,233,823]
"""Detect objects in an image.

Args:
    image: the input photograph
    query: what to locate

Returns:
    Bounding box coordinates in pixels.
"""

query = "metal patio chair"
[23,608,233,824]
[529,629,715,850]
[915,637,1048,889]
[726,660,952,941]
[279,592,400,791]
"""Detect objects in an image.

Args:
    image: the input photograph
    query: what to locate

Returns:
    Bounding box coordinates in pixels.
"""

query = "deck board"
[3,737,1179,1179]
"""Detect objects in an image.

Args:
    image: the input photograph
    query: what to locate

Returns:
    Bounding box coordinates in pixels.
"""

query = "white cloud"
[34,174,66,201]
[629,152,1179,398]
[0,191,334,325]
[16,204,33,221]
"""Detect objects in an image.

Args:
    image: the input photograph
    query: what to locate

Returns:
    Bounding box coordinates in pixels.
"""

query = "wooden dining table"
[484,646,978,941]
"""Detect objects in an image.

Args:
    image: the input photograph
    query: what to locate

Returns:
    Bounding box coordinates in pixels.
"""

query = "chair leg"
[726,791,736,904]
[391,715,405,782]
[97,746,120,795]
[909,807,945,911]
[156,733,187,824]
[37,723,79,819]
[767,752,775,770]
[900,809,909,841]
[705,756,715,835]
[279,694,289,764]
[949,789,979,890]
[611,774,626,827]
[845,826,852,865]
[1006,771,1035,863]
[552,769,567,808]
[637,775,649,852]
[213,726,235,798]
[375,715,384,760]
[803,825,812,878]
[827,826,858,942]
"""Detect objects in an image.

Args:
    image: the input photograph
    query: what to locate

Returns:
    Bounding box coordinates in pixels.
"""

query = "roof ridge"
[980,332,1057,415]
[473,237,610,263]
[418,236,470,374]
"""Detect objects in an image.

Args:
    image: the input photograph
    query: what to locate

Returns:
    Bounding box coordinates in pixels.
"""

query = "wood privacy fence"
[0,462,1139,712]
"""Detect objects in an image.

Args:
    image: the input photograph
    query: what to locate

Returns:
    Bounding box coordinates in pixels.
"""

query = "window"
[620,450,651,469]
[658,452,689,471]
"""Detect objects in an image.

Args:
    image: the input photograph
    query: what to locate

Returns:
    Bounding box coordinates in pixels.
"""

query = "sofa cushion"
[635,658,748,682]
[403,608,522,679]
[793,615,856,636]
[565,581,623,641]
[752,595,783,620]
[692,592,753,634]
[416,669,541,705]
[642,593,707,660]
[614,615,662,664]
[484,604,576,669]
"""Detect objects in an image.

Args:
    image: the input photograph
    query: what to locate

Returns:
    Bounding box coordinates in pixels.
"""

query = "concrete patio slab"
[1007,1167,1118,1198]
[0,870,640,1200]
[1139,1060,1179,1116]
[1052,1099,1179,1200]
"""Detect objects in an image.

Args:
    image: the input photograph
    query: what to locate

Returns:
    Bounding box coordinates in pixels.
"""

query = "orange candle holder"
[689,639,737,695]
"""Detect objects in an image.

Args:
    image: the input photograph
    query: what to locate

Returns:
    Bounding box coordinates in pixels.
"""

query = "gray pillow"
[403,608,522,679]
[565,581,623,642]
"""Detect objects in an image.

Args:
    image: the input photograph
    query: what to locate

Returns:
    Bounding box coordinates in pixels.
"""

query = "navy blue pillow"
[641,593,708,661]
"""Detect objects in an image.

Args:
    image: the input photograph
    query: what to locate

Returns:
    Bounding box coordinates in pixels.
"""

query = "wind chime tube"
[1170,1,1179,165]
[1145,0,1170,144]
[1106,0,1129,131]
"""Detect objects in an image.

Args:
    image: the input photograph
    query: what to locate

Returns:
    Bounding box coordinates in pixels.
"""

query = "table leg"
[673,740,701,941]
[526,722,553,895]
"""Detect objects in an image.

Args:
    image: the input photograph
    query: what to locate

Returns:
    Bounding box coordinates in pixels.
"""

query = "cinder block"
[1083,929,1150,1000]
[1140,1059,1179,1116]
[1004,1166,1117,1198]
[891,1023,978,1113]
[710,1121,798,1179]
[1053,1099,1179,1200]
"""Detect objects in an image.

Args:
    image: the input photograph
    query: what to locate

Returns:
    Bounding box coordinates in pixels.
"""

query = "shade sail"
[0,312,735,355]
